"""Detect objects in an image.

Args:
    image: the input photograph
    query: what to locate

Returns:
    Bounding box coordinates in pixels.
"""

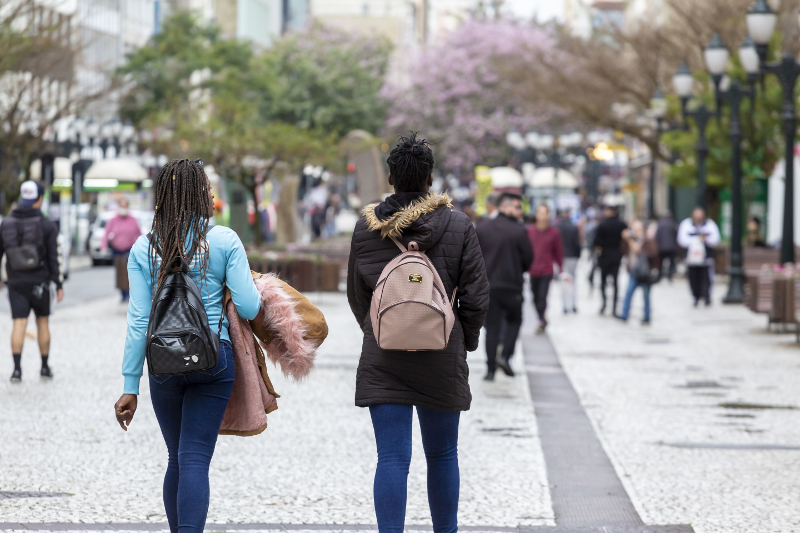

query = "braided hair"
[149,159,212,290]
[386,131,435,192]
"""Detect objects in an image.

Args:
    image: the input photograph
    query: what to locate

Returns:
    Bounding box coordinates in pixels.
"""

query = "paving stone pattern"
[0,290,552,527]
[2,261,799,532]
[545,266,800,533]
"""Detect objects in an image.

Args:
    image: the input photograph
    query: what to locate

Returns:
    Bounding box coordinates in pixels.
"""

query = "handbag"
[686,237,707,266]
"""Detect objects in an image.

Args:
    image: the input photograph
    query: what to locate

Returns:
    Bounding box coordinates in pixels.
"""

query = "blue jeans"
[620,276,651,322]
[149,340,235,533]
[369,404,461,533]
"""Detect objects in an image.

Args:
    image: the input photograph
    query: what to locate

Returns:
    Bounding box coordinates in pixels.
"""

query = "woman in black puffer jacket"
[347,132,489,533]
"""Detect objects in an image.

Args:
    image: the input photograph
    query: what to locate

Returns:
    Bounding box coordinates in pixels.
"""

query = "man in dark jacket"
[476,193,533,380]
[593,205,627,316]
[0,181,64,382]
[556,209,581,314]
[655,213,678,282]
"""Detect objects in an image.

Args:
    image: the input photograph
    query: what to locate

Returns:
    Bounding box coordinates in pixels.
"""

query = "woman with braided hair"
[114,159,262,532]
[348,132,489,532]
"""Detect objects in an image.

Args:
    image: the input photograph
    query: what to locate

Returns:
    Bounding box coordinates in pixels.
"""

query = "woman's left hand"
[114,394,138,431]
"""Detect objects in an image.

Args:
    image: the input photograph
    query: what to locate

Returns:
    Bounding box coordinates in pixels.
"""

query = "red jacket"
[527,225,564,277]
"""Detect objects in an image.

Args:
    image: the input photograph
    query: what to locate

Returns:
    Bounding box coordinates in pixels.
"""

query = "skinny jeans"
[620,276,651,322]
[149,340,235,533]
[530,275,553,322]
[369,404,461,533]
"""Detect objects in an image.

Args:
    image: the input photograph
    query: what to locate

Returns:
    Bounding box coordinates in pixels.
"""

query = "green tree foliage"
[117,12,386,242]
[661,55,783,203]
[256,23,392,135]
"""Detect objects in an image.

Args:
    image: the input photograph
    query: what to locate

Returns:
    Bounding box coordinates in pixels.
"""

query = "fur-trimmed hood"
[362,192,453,244]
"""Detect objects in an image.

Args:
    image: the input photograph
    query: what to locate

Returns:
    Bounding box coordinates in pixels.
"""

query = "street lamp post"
[703,34,759,304]
[672,61,714,210]
[648,90,669,220]
[747,0,799,264]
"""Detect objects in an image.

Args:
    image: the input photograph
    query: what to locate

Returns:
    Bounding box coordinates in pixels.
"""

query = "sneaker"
[536,322,545,334]
[616,316,628,323]
[573,307,578,313]
[483,371,495,382]
[40,366,53,378]
[641,320,651,326]
[563,308,569,315]
[10,369,21,382]
[496,357,515,377]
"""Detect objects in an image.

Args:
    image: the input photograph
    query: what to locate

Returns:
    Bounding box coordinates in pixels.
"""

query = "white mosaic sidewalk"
[546,264,800,533]
[0,290,552,527]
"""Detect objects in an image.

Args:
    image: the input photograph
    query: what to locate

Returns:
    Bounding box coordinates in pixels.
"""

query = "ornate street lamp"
[704,34,758,304]
[672,61,714,209]
[747,0,800,264]
[647,89,669,220]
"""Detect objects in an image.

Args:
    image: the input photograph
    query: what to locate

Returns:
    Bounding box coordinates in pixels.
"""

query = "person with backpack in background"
[618,220,659,324]
[347,133,489,533]
[476,193,533,381]
[0,180,64,382]
[556,209,580,314]
[678,206,720,307]
[113,159,262,533]
[101,198,141,303]
[527,204,563,333]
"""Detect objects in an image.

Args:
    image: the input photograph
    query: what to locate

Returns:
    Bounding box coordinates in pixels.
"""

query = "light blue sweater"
[122,226,261,395]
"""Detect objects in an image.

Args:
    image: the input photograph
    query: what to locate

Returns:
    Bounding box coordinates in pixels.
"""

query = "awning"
[85,158,148,183]
[526,167,579,189]
[30,157,73,181]
[489,166,524,188]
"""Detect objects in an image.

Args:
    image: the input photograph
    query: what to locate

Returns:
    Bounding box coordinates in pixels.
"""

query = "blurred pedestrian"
[584,207,599,293]
[655,212,678,283]
[485,192,500,219]
[527,204,563,333]
[678,207,720,307]
[101,198,141,302]
[618,220,659,324]
[747,216,768,248]
[0,180,64,382]
[114,159,262,533]
[347,133,489,532]
[556,209,580,314]
[594,205,627,316]
[477,193,533,380]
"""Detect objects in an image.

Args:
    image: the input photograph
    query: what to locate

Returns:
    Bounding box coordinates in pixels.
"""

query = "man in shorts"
[0,180,64,382]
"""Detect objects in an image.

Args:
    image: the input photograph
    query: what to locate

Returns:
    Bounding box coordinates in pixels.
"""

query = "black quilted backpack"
[145,235,221,376]
[0,215,44,272]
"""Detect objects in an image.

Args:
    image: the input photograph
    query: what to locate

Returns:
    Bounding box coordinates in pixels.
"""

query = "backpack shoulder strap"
[389,236,407,253]
[389,236,421,253]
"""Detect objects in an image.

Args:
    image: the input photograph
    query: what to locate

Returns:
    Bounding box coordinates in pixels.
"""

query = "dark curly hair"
[149,159,211,290]
[386,131,435,192]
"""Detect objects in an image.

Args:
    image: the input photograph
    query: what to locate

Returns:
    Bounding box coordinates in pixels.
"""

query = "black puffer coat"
[347,192,489,412]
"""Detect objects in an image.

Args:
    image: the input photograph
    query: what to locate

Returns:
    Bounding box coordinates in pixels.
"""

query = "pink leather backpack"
[370,237,456,351]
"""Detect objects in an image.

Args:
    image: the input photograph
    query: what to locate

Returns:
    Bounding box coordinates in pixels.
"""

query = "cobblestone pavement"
[545,266,800,533]
[2,261,799,532]
[0,287,552,527]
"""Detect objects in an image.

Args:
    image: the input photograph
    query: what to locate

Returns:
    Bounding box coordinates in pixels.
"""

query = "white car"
[88,210,154,266]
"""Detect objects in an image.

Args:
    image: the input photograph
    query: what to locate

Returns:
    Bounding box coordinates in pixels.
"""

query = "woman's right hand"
[114,394,138,431]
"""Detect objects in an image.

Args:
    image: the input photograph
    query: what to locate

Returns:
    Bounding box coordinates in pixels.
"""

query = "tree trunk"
[277,176,299,246]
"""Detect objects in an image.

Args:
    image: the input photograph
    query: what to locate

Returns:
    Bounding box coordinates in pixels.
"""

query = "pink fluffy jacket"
[219,273,328,436]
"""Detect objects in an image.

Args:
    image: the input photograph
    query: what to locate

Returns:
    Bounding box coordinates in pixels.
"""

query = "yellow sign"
[474,165,493,217]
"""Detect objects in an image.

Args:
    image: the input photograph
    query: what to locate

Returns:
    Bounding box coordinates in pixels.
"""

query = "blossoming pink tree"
[382,19,551,178]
